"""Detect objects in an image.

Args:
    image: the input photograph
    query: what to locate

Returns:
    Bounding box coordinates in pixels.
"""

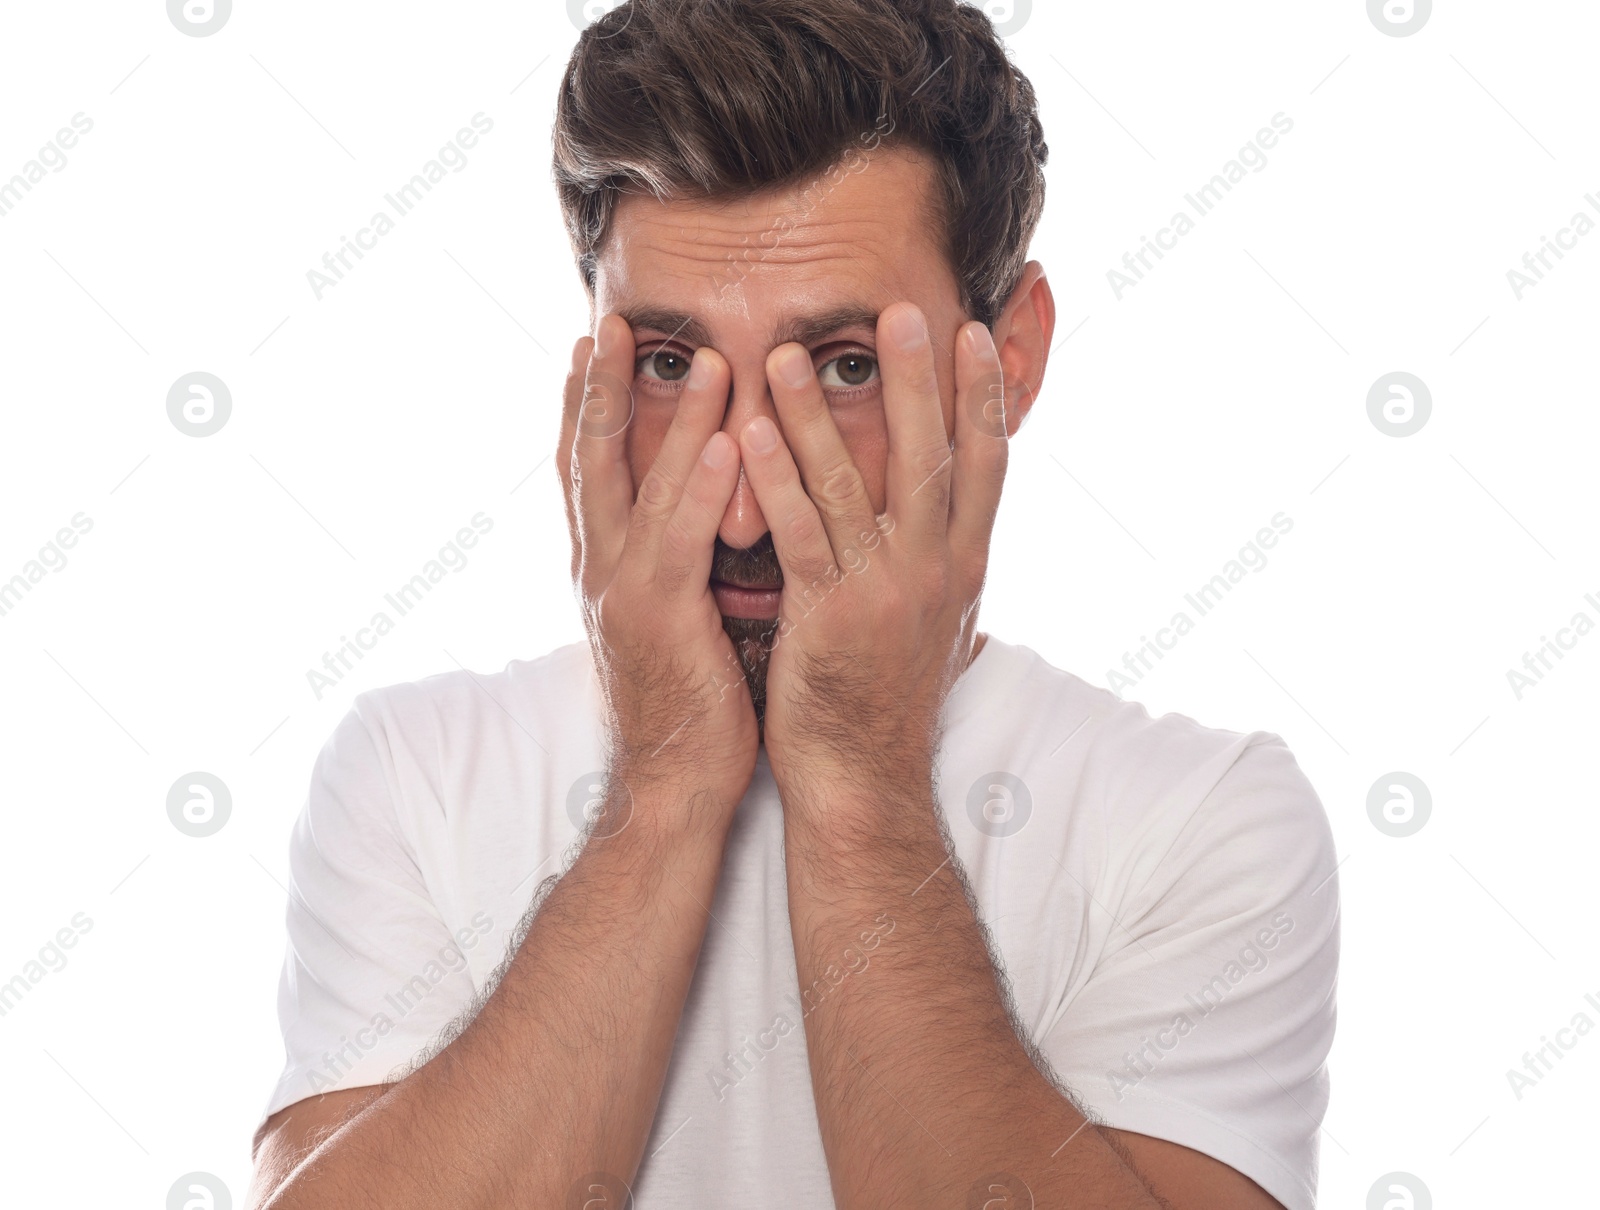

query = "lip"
[711,580,782,620]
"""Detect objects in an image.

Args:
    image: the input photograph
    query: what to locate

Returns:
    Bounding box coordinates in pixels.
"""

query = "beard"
[711,533,784,733]
[721,614,780,731]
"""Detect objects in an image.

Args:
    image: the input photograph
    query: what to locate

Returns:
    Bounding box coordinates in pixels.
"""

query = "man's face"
[592,144,969,722]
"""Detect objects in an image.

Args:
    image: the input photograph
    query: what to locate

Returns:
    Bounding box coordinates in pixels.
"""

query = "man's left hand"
[737,302,1010,820]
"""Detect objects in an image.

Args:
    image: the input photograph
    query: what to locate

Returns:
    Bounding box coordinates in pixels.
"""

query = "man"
[249,1,1338,1206]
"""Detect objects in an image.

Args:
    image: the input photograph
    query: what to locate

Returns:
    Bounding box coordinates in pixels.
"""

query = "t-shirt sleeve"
[258,694,481,1131]
[1038,733,1340,1210]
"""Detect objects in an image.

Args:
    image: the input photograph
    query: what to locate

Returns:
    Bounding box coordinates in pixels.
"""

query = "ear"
[990,260,1054,438]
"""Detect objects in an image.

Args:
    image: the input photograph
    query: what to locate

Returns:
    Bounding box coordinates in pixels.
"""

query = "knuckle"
[786,506,828,553]
[816,459,864,510]
[913,443,954,487]
[655,526,697,592]
[636,467,677,513]
[594,590,623,635]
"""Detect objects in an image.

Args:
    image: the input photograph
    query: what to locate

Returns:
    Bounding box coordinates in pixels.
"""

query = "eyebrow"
[617,304,884,351]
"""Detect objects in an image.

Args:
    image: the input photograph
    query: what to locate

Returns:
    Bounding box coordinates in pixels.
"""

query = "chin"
[721,613,776,727]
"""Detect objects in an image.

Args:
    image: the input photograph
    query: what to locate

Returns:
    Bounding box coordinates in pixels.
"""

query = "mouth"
[711,579,783,621]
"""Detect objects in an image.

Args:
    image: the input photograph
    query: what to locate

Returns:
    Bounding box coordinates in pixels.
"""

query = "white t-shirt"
[260,634,1338,1209]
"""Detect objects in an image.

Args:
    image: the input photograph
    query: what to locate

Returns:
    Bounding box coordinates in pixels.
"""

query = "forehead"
[592,143,957,344]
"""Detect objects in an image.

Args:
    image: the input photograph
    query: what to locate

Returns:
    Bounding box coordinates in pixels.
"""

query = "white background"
[1,1,1593,1205]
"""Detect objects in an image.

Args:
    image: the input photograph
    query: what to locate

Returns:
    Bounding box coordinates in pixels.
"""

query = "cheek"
[833,408,890,516]
[624,403,677,492]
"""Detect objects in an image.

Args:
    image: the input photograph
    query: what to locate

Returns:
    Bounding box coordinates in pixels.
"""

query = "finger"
[624,346,734,572]
[948,321,1009,567]
[879,302,953,554]
[765,343,878,567]
[655,430,741,599]
[571,313,639,582]
[737,415,839,598]
[558,335,593,582]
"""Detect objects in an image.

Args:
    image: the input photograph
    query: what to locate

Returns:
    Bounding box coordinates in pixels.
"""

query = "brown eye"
[639,347,692,383]
[818,352,878,390]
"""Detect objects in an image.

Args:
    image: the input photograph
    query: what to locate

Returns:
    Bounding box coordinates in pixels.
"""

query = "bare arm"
[253,322,759,1208]
[733,298,1285,1205]
[253,787,733,1210]
[781,785,1281,1209]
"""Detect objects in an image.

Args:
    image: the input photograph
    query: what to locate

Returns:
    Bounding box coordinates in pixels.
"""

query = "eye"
[818,350,878,391]
[636,345,692,384]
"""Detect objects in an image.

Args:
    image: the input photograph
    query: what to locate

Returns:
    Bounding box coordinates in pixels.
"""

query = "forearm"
[783,780,1163,1209]
[264,786,730,1210]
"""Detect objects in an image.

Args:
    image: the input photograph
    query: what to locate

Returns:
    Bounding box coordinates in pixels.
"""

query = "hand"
[557,315,758,834]
[737,303,1009,815]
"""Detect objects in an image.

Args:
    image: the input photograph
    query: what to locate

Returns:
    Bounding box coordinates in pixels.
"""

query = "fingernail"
[594,316,615,359]
[887,305,927,352]
[687,349,715,389]
[744,416,778,454]
[964,322,997,360]
[702,432,732,468]
[775,346,812,389]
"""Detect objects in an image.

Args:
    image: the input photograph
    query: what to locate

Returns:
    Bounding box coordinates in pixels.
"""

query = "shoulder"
[302,642,594,835]
[340,641,594,746]
[975,635,1308,796]
[976,636,1335,899]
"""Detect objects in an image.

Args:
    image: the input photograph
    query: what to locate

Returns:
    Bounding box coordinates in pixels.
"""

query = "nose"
[716,374,775,550]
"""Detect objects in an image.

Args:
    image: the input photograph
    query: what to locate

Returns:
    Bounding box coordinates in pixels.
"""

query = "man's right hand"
[557,314,758,831]
[253,315,756,1210]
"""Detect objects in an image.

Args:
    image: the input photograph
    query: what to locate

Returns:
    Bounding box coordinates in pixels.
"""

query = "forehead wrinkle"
[640,235,894,273]
[618,302,892,353]
[636,201,901,239]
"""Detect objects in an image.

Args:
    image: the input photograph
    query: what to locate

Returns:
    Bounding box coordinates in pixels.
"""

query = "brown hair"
[552,0,1048,330]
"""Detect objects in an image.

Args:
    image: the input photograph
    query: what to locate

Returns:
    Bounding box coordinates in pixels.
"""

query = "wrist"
[778,766,938,854]
[608,760,745,838]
